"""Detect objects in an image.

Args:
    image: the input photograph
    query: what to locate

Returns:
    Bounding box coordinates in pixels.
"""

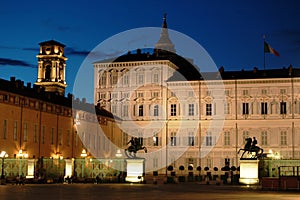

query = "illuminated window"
[171,132,177,146]
[23,122,28,142]
[153,136,159,146]
[13,121,18,141]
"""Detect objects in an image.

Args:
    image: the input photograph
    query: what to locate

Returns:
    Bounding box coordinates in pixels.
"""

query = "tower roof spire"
[155,13,176,53]
[162,13,167,28]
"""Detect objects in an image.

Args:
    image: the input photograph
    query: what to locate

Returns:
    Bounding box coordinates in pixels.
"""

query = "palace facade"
[94,15,300,176]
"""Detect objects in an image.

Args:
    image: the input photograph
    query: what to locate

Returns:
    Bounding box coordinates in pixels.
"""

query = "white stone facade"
[94,58,300,174]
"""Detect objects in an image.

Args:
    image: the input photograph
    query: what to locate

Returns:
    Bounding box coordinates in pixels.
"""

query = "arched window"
[45,65,51,81]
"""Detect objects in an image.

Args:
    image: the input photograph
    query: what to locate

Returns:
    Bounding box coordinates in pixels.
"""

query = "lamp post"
[0,151,8,179]
[80,149,87,178]
[17,150,28,176]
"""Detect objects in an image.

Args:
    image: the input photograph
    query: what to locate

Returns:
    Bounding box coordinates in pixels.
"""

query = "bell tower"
[35,40,67,96]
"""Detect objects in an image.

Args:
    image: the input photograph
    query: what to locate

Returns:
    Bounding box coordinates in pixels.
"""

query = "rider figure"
[251,137,257,150]
[127,137,141,151]
[127,137,135,147]
[244,137,252,150]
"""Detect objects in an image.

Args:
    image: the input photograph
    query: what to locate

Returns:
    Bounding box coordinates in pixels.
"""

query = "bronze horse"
[238,138,264,159]
[125,137,147,158]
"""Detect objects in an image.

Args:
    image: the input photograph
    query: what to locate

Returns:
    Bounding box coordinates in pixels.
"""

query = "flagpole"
[263,34,266,71]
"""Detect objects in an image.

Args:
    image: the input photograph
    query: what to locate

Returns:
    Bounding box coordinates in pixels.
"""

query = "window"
[154,105,159,116]
[112,93,118,99]
[13,121,18,141]
[188,104,194,116]
[111,74,118,85]
[206,132,212,146]
[137,92,143,98]
[42,126,45,144]
[23,122,28,142]
[122,93,129,99]
[242,103,249,115]
[123,74,129,85]
[111,105,117,114]
[138,105,143,116]
[100,93,106,99]
[188,132,194,146]
[153,92,159,98]
[34,124,38,143]
[225,158,230,167]
[261,102,268,115]
[170,132,176,146]
[138,74,144,84]
[280,102,286,114]
[136,137,143,146]
[51,128,55,144]
[67,130,71,146]
[261,131,268,145]
[188,91,194,97]
[122,105,129,117]
[153,73,159,83]
[224,103,230,114]
[101,74,106,86]
[262,89,267,95]
[59,129,63,145]
[242,131,249,144]
[206,104,212,116]
[153,136,159,146]
[3,120,7,139]
[224,131,230,146]
[280,131,287,145]
[171,104,176,116]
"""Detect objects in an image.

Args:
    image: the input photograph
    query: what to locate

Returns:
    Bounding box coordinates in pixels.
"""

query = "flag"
[264,41,280,56]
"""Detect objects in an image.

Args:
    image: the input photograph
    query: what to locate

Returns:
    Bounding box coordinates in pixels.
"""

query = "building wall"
[0,87,122,161]
[94,60,300,175]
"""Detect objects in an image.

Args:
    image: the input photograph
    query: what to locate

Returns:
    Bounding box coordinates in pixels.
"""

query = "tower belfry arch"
[35,40,67,96]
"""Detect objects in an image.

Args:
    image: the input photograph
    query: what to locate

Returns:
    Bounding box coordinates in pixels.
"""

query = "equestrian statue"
[125,137,147,158]
[238,137,264,159]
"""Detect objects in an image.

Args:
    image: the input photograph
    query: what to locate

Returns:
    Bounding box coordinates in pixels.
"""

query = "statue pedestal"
[125,158,145,183]
[239,159,259,185]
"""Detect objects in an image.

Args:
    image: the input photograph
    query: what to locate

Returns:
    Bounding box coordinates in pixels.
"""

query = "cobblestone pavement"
[0,183,299,200]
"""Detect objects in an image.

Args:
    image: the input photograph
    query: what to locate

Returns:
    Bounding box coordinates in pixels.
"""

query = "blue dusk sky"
[1,0,300,102]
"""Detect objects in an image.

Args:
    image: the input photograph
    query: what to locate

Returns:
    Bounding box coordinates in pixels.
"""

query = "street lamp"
[0,151,8,179]
[80,149,87,178]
